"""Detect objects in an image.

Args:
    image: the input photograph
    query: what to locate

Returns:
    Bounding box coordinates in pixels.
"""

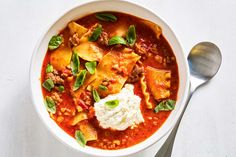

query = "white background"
[0,0,235,157]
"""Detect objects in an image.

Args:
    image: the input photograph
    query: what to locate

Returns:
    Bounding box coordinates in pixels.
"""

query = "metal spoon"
[155,42,222,157]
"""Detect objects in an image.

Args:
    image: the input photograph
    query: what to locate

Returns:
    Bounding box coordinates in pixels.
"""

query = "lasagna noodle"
[146,66,171,100]
[73,38,104,62]
[50,46,72,71]
[90,50,141,97]
[68,21,88,37]
[140,75,152,109]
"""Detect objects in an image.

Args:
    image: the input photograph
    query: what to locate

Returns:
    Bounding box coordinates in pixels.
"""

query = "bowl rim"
[30,0,190,156]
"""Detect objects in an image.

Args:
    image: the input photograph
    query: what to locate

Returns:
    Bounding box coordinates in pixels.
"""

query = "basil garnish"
[73,70,87,91]
[75,130,87,147]
[58,85,64,92]
[95,13,117,22]
[48,35,63,50]
[108,36,127,45]
[105,100,119,108]
[154,99,176,113]
[126,25,136,46]
[89,24,102,42]
[92,88,100,102]
[44,96,56,114]
[42,79,54,92]
[46,64,53,73]
[85,61,97,74]
[98,85,108,91]
[70,52,80,76]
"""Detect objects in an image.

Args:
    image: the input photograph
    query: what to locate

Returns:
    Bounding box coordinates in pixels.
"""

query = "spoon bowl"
[188,42,222,81]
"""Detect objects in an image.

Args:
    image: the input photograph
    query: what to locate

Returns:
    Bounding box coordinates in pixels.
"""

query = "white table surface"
[0,0,236,157]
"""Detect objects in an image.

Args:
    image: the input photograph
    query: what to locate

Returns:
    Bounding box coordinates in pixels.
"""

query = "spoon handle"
[155,83,194,157]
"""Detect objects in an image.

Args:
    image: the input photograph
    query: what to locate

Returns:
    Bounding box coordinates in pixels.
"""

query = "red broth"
[41,12,179,150]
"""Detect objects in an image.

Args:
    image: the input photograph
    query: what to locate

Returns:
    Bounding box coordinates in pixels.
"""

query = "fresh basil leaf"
[46,64,53,73]
[154,99,176,113]
[70,52,80,76]
[42,79,54,92]
[105,100,119,108]
[89,24,102,42]
[58,85,64,92]
[73,70,87,91]
[108,36,127,45]
[126,25,136,46]
[95,13,117,22]
[85,61,97,74]
[92,88,100,102]
[75,130,87,147]
[48,35,63,50]
[44,96,56,114]
[98,85,108,91]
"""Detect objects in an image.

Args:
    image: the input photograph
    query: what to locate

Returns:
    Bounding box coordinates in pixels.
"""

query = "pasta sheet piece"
[140,75,153,109]
[79,121,97,141]
[145,66,171,100]
[73,38,104,62]
[68,21,88,37]
[50,46,72,71]
[90,50,141,97]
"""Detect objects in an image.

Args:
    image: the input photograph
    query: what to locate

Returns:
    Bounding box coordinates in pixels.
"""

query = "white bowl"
[30,0,190,156]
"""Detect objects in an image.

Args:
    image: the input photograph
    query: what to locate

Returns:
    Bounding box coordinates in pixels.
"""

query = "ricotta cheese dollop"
[94,84,144,131]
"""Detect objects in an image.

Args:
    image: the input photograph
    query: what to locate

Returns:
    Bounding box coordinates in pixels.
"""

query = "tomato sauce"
[41,12,179,150]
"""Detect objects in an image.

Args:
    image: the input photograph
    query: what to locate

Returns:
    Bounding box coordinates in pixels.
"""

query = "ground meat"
[112,63,129,77]
[112,64,121,72]
[135,42,147,55]
[134,38,150,55]
[149,43,158,53]
[61,68,72,78]
[51,92,62,104]
[154,55,163,64]
[73,98,89,110]
[46,70,64,85]
[98,31,109,45]
[135,39,159,59]
[80,90,93,106]
[69,33,80,47]
[166,56,175,64]
[127,64,144,83]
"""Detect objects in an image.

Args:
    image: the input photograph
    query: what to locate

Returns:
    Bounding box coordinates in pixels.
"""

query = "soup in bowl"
[30,0,189,156]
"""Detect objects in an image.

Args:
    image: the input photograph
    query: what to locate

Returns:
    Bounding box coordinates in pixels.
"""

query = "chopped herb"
[154,99,176,113]
[89,24,102,42]
[75,130,87,147]
[126,25,136,46]
[73,70,87,91]
[85,61,97,74]
[46,64,53,73]
[95,13,117,22]
[70,52,80,76]
[44,96,56,114]
[108,36,127,45]
[42,79,54,92]
[98,85,108,91]
[48,35,63,50]
[105,100,119,108]
[58,85,64,92]
[92,88,100,102]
